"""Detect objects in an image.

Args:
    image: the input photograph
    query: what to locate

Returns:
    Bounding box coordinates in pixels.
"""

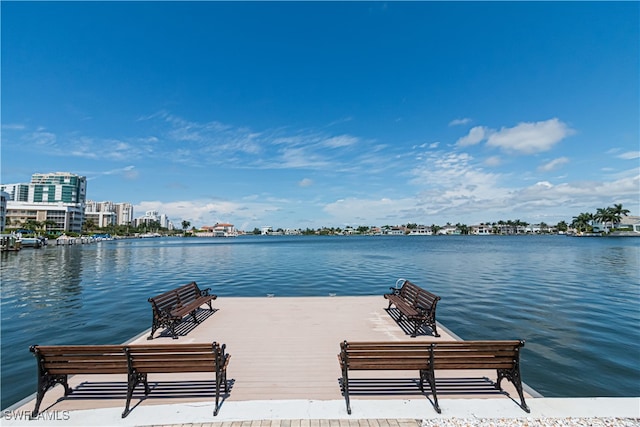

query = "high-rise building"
[84,201,134,227]
[2,172,87,233]
[29,172,87,204]
[114,203,134,226]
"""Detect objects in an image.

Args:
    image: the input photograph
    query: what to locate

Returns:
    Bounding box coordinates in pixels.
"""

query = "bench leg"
[32,374,70,418]
[123,371,147,418]
[340,367,352,415]
[169,321,179,339]
[214,370,223,416]
[497,368,530,413]
[411,321,419,338]
[422,369,441,414]
[430,321,441,338]
[148,317,160,340]
[190,310,199,324]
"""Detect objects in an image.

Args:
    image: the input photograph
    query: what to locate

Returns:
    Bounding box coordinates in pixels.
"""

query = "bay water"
[1,235,639,410]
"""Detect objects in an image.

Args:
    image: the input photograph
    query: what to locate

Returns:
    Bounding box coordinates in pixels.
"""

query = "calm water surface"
[1,235,639,409]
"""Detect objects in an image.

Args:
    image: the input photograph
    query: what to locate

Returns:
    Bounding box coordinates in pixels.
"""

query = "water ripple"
[1,235,639,409]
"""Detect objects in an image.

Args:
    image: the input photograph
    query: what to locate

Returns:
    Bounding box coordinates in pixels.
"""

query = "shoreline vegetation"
[3,203,636,240]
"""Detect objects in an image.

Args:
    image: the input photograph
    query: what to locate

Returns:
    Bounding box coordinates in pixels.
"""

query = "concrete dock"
[4,296,639,426]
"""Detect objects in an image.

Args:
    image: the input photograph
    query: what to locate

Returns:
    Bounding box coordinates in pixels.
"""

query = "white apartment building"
[2,172,87,233]
[134,210,174,230]
[84,201,133,227]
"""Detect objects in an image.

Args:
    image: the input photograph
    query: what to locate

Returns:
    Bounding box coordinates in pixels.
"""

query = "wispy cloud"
[449,118,472,126]
[617,151,640,160]
[538,157,569,172]
[1,123,26,130]
[23,130,56,146]
[322,135,359,148]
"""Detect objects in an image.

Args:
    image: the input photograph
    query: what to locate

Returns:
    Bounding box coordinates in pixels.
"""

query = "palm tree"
[23,219,41,235]
[43,220,57,235]
[556,221,568,233]
[181,220,191,234]
[594,207,617,232]
[571,212,593,233]
[610,204,630,227]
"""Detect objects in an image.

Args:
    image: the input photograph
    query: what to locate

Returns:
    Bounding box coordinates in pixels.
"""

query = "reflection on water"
[1,235,639,409]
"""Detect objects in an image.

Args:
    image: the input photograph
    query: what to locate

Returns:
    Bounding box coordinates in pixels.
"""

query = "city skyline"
[2,2,639,230]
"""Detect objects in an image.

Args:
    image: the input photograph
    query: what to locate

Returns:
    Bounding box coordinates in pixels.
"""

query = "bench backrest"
[148,282,205,314]
[432,340,523,370]
[398,281,422,303]
[339,341,433,370]
[31,342,230,375]
[414,287,440,314]
[30,345,129,375]
[125,342,229,374]
[401,281,440,311]
[175,281,202,306]
[340,340,524,371]
[148,288,180,314]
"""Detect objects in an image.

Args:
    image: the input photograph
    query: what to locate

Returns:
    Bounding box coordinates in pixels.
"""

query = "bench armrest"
[387,287,401,295]
[199,287,212,297]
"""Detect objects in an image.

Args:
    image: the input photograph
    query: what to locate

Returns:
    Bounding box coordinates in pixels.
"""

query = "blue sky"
[2,1,638,230]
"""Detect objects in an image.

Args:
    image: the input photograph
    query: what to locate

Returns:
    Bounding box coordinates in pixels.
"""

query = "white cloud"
[617,151,640,160]
[322,135,359,148]
[1,123,26,130]
[486,118,574,154]
[299,178,313,187]
[484,156,502,167]
[456,126,488,147]
[449,118,472,126]
[538,157,569,172]
[24,130,56,146]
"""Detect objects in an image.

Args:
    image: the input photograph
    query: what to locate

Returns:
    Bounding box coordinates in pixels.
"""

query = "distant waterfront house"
[609,215,640,235]
[438,225,458,235]
[470,224,492,235]
[408,226,433,235]
[198,223,237,237]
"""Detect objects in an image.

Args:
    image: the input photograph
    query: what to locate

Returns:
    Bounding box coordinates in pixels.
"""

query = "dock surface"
[5,296,639,426]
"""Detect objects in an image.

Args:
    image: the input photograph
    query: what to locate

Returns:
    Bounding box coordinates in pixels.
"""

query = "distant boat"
[18,237,44,248]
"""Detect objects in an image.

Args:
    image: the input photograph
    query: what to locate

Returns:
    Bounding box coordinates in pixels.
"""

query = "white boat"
[18,237,43,248]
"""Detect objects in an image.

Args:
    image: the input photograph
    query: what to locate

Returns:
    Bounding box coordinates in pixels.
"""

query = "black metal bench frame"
[30,342,230,418]
[338,339,529,415]
[147,281,217,339]
[384,279,441,337]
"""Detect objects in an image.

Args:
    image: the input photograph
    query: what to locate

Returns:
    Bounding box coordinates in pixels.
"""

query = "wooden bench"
[338,340,529,414]
[384,279,441,337]
[30,342,230,418]
[148,281,217,339]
